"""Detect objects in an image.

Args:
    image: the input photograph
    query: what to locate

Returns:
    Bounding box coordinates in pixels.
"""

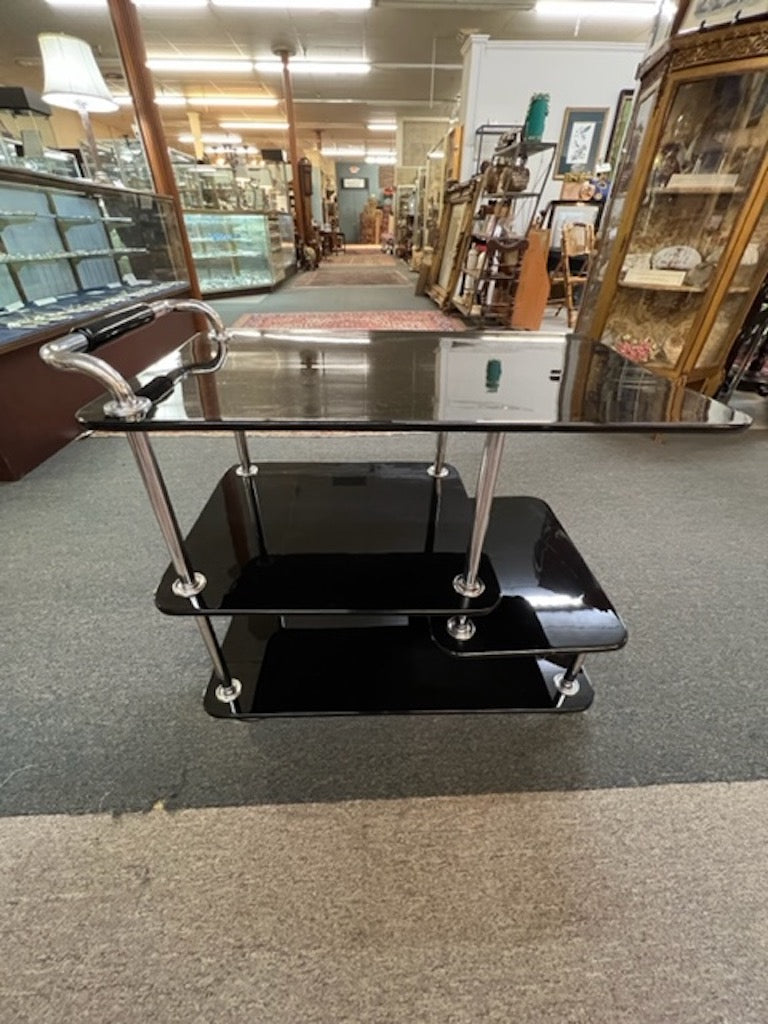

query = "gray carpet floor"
[2,428,766,817]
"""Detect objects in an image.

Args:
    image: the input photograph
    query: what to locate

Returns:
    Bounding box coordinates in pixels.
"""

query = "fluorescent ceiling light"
[147,58,253,73]
[213,0,370,7]
[178,132,243,144]
[116,95,278,109]
[428,150,445,159]
[188,96,279,107]
[536,0,656,17]
[367,122,397,131]
[254,60,370,75]
[365,156,396,165]
[137,0,208,6]
[219,120,289,130]
[46,0,209,5]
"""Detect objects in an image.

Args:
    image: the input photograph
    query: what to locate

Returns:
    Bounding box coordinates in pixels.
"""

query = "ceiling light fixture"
[428,150,445,159]
[188,96,279,107]
[45,0,209,5]
[536,0,657,18]
[219,120,289,130]
[213,0,370,7]
[147,58,253,73]
[254,60,370,75]
[365,155,397,165]
[115,95,279,109]
[367,122,397,131]
[135,0,208,7]
[178,131,243,144]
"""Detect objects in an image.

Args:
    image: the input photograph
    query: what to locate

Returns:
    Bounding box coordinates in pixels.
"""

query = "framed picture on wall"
[604,90,635,172]
[678,0,767,33]
[342,177,367,189]
[545,200,602,250]
[554,108,609,179]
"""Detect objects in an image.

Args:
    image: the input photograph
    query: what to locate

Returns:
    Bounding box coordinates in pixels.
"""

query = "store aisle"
[210,244,446,326]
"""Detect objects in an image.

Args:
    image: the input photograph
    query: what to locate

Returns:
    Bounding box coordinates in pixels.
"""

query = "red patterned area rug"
[322,252,400,266]
[295,267,411,287]
[232,310,466,331]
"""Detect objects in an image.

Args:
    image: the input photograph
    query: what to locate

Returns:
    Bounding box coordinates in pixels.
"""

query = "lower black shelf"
[202,617,594,719]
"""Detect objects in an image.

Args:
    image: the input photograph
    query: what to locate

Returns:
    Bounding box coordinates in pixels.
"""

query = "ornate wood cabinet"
[578,11,768,395]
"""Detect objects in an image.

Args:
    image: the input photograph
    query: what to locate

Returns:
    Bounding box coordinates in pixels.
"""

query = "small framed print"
[341,177,367,190]
[604,90,635,172]
[678,0,767,33]
[554,108,609,179]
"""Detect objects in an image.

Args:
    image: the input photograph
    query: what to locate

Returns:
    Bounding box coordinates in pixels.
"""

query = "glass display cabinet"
[578,13,768,395]
[0,166,189,351]
[183,210,291,294]
[173,156,296,294]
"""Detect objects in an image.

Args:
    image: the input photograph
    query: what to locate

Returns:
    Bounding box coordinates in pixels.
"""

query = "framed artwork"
[604,90,635,172]
[545,200,602,249]
[678,0,767,33]
[554,108,609,179]
[341,177,367,189]
[427,178,480,307]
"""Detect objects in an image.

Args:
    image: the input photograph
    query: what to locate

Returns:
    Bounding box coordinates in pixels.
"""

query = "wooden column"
[276,49,308,245]
[105,0,201,297]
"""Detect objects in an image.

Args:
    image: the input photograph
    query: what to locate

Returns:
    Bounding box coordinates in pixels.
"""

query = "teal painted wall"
[336,162,379,243]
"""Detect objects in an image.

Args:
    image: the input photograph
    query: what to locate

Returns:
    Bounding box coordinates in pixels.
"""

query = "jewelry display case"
[0,167,189,351]
[578,15,768,394]
[0,165,193,480]
[183,210,292,294]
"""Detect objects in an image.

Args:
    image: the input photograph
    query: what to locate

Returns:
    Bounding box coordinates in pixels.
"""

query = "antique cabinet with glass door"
[578,6,768,396]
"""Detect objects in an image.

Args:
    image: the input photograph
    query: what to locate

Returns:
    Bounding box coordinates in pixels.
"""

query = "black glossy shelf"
[77,332,753,432]
[203,616,594,719]
[157,464,625,659]
[156,462,501,617]
[431,495,626,657]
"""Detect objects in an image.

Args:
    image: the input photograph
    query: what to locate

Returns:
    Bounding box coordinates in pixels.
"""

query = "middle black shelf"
[156,461,627,658]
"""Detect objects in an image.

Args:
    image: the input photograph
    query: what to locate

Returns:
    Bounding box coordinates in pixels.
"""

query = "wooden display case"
[578,13,768,395]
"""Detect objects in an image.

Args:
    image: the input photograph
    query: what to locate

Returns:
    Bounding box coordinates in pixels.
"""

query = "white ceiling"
[4,0,656,155]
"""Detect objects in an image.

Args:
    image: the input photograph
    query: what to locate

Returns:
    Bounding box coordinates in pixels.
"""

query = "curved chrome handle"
[39,297,231,421]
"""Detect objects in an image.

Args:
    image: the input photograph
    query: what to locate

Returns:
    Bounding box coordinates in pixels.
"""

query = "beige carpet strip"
[1,780,766,1022]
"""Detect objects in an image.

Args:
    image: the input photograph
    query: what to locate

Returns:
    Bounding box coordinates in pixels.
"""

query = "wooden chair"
[549,221,595,328]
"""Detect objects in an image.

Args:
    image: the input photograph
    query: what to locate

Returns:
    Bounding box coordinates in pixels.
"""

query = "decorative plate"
[651,245,701,271]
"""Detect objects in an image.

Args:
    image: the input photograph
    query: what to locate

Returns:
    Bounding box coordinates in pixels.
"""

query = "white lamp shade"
[39,33,118,114]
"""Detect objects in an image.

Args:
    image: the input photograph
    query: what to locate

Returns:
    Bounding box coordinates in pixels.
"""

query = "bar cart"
[40,302,750,720]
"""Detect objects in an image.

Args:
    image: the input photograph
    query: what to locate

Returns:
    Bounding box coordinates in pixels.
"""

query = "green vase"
[525,95,549,142]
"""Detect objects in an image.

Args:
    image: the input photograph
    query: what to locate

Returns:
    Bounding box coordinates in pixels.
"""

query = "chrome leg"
[126,433,242,705]
[447,431,505,642]
[234,430,259,477]
[554,653,586,698]
[427,432,449,478]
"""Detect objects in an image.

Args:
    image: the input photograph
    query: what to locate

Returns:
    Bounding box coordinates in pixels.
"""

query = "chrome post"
[427,432,449,478]
[554,653,586,698]
[126,433,242,703]
[234,430,259,478]
[447,431,505,642]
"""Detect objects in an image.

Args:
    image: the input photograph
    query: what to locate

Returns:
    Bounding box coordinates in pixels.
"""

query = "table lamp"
[38,32,118,180]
